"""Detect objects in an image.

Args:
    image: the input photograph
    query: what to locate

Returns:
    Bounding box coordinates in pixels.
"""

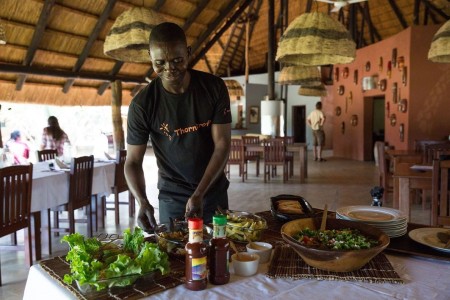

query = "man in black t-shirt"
[125,22,232,232]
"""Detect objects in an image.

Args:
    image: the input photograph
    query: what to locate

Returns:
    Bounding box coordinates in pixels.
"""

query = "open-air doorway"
[364,96,385,161]
[292,105,306,143]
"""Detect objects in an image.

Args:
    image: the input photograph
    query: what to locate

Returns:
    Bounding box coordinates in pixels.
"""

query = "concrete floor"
[0,148,432,299]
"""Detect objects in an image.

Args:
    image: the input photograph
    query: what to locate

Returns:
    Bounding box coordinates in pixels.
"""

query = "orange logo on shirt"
[160,120,212,140]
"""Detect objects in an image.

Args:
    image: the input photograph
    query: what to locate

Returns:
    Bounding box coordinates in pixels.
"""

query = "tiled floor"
[0,149,432,299]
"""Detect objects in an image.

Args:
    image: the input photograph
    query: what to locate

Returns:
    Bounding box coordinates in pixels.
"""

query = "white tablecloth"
[23,253,450,300]
[31,161,115,212]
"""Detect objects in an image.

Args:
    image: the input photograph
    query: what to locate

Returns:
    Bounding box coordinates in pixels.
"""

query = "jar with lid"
[185,218,208,291]
[208,214,230,285]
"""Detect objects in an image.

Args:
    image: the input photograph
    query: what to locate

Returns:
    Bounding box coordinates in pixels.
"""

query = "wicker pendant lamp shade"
[0,23,6,45]
[104,7,165,63]
[298,83,327,97]
[428,20,450,63]
[276,12,356,66]
[278,65,322,86]
[224,79,244,97]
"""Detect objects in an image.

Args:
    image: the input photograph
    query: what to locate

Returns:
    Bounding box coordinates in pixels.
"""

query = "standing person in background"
[40,116,70,156]
[6,130,30,165]
[307,101,326,162]
[125,22,231,232]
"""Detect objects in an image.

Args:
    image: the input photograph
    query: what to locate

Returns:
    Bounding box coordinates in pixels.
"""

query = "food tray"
[226,210,267,243]
[270,194,321,221]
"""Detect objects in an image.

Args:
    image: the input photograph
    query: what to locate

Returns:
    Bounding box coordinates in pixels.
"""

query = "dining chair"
[37,149,58,162]
[0,164,33,286]
[226,138,246,182]
[102,150,135,225]
[376,141,393,195]
[241,135,260,178]
[48,155,94,253]
[431,159,450,226]
[263,138,288,183]
[276,136,294,177]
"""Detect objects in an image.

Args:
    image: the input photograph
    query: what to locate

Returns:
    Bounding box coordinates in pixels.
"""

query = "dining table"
[244,143,308,183]
[29,160,115,261]
[23,211,450,300]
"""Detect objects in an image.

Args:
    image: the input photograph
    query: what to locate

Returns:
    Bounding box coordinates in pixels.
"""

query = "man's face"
[149,41,190,87]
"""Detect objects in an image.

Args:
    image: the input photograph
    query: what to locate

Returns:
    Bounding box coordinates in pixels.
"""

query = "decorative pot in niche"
[350,115,358,126]
[398,56,405,70]
[398,99,407,113]
[378,79,387,91]
[390,114,397,126]
[392,83,398,104]
[334,67,339,82]
[342,67,349,79]
[378,56,383,72]
[353,69,358,84]
[402,66,407,86]
[335,106,342,116]
[392,48,397,67]
[399,124,404,142]
[338,85,345,95]
[341,122,345,134]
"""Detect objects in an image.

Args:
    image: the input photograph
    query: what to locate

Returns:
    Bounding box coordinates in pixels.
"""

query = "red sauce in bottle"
[208,214,230,285]
[185,218,207,291]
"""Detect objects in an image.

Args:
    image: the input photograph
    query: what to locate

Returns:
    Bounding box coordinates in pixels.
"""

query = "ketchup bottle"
[208,214,230,285]
[185,218,207,290]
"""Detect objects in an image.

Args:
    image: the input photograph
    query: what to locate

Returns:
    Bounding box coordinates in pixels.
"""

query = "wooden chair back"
[226,139,245,181]
[242,135,260,159]
[425,143,450,163]
[376,141,392,192]
[37,149,57,162]
[68,155,94,212]
[431,159,450,226]
[414,140,446,153]
[0,164,33,282]
[114,150,128,193]
[263,138,288,182]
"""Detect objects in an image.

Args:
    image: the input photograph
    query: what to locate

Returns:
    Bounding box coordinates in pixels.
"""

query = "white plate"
[336,206,407,223]
[408,228,450,253]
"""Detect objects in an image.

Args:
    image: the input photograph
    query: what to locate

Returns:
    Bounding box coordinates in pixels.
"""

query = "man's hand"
[137,202,157,233]
[185,195,203,219]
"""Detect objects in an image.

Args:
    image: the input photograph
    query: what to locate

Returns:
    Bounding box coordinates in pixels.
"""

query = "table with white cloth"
[30,160,115,260]
[23,252,450,300]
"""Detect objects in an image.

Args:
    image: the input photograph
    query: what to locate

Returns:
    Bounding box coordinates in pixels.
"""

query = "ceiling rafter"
[182,0,209,31]
[413,0,421,25]
[387,0,408,29]
[62,0,117,94]
[189,0,254,68]
[420,0,450,20]
[15,0,56,91]
[214,21,244,76]
[359,2,381,44]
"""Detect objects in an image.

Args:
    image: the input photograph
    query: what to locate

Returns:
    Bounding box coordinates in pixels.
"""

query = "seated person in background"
[6,130,30,165]
[40,116,70,156]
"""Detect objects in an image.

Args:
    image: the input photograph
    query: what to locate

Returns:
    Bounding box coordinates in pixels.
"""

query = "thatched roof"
[0,0,448,106]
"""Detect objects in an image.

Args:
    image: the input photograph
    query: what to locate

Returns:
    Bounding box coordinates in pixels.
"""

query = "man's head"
[149,22,190,89]
[10,130,21,141]
[316,102,322,110]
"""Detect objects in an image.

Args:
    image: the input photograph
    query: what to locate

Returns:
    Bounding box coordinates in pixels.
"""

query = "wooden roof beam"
[63,0,117,94]
[306,0,313,13]
[98,61,125,95]
[189,0,254,68]
[420,0,450,20]
[413,0,421,25]
[182,0,209,31]
[16,0,56,91]
[387,0,408,29]
[153,0,166,11]
[0,63,146,83]
[215,22,240,76]
[359,2,381,43]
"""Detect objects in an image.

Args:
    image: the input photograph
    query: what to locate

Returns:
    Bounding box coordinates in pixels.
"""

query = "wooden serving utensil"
[320,204,328,231]
[230,240,243,260]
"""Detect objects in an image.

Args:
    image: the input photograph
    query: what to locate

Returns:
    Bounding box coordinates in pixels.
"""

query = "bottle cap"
[188,218,203,230]
[212,214,227,226]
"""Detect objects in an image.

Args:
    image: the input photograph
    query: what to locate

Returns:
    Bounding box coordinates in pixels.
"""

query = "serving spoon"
[320,204,328,231]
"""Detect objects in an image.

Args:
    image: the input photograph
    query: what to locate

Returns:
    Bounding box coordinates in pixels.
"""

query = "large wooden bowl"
[281,218,390,272]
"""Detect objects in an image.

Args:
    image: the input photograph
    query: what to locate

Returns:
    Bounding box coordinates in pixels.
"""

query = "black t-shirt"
[127,69,232,193]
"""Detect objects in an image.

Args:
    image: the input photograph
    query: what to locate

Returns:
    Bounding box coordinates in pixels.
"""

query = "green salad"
[62,227,170,291]
[293,228,379,250]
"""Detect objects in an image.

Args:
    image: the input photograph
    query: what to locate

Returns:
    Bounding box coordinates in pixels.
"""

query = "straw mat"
[278,66,321,86]
[104,7,165,63]
[276,12,356,66]
[39,255,184,300]
[428,20,450,63]
[267,245,403,284]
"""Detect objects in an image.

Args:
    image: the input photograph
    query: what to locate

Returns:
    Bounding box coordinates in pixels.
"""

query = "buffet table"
[23,212,450,300]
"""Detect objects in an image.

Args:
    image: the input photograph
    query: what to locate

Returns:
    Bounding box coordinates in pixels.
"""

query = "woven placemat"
[39,255,185,300]
[266,245,403,284]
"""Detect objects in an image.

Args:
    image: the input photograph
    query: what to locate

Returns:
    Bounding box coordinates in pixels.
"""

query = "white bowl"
[231,253,260,276]
[246,242,273,264]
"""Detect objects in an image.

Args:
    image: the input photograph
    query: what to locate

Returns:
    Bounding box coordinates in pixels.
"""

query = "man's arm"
[185,123,231,217]
[125,144,157,231]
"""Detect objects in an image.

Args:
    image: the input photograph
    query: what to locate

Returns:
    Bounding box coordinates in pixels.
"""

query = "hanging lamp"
[278,65,322,86]
[428,20,450,63]
[276,12,356,66]
[298,83,327,97]
[224,79,244,99]
[103,7,165,63]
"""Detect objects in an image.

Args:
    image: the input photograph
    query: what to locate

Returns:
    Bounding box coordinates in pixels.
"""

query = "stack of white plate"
[336,206,408,238]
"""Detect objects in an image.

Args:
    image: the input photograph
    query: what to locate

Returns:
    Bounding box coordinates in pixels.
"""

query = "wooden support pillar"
[111,80,125,152]
[268,0,275,100]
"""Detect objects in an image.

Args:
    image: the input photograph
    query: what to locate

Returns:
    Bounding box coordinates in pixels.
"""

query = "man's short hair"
[149,22,187,46]
[316,101,322,109]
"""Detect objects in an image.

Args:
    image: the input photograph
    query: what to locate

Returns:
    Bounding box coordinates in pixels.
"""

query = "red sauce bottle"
[208,214,230,285]
[185,218,207,291]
